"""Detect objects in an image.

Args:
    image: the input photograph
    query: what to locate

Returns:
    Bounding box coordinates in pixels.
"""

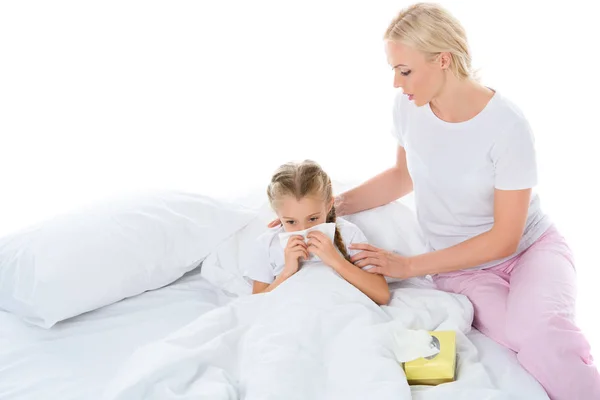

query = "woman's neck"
[429,77,494,123]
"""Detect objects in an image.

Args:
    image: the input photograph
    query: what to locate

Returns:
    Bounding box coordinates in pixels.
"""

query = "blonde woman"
[267,2,599,399]
[346,3,599,400]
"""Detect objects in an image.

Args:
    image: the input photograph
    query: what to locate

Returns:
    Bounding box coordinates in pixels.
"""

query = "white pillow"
[331,179,426,255]
[201,202,275,296]
[0,191,256,328]
[343,200,427,257]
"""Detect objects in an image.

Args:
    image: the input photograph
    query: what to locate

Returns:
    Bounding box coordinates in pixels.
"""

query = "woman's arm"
[411,188,531,274]
[336,146,413,216]
[352,188,532,277]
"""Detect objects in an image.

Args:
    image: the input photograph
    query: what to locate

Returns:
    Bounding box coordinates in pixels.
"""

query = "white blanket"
[102,263,504,400]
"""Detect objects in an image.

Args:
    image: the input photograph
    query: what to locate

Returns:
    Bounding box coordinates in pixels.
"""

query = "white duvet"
[101,262,504,400]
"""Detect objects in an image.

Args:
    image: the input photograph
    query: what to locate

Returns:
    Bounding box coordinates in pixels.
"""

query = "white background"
[1,1,599,356]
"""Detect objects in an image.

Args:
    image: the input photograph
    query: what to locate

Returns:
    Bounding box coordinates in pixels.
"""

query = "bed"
[0,189,550,399]
[0,266,547,399]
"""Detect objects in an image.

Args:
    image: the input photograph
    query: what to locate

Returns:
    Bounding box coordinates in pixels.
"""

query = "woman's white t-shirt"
[243,218,370,284]
[392,90,550,269]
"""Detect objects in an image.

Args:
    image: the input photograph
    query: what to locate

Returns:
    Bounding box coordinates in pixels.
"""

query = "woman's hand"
[349,243,415,279]
[283,236,309,276]
[306,231,345,268]
[267,218,282,228]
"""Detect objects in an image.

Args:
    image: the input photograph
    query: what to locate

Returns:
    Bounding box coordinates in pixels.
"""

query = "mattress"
[0,267,548,400]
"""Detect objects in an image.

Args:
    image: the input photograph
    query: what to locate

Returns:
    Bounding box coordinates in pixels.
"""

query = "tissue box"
[403,331,457,386]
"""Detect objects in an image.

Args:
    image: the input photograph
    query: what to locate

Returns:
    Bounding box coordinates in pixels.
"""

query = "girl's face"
[385,40,448,107]
[277,195,332,232]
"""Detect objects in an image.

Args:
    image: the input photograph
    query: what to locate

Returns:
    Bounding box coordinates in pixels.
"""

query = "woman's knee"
[505,315,545,352]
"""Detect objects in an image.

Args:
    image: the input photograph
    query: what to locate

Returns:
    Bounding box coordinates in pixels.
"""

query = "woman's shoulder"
[487,90,530,126]
[482,91,537,146]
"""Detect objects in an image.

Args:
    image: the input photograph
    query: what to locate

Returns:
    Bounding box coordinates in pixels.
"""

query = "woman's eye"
[401,70,411,76]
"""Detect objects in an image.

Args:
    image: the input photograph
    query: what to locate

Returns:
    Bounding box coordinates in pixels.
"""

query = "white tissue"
[391,329,440,362]
[278,222,337,261]
[366,322,440,363]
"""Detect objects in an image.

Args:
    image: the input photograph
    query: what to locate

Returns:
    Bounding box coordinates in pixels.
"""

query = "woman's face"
[385,40,446,107]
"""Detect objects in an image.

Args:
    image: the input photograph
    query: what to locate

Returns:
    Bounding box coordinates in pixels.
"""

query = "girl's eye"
[401,70,411,76]
[310,217,319,222]
[286,221,295,225]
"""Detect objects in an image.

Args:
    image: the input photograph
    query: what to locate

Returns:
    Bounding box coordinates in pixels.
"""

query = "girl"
[244,160,390,305]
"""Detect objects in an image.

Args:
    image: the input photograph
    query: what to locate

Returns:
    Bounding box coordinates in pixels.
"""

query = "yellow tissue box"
[403,331,457,386]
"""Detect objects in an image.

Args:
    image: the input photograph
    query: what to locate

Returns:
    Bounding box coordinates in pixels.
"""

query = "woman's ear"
[439,52,452,70]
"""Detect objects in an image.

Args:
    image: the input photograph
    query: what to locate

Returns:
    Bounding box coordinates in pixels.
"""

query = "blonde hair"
[267,160,349,261]
[384,2,473,80]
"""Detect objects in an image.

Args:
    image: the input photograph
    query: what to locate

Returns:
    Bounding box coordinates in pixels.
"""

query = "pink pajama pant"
[433,224,600,400]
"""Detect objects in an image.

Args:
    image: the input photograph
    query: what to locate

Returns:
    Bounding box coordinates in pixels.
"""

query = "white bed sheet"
[0,267,548,400]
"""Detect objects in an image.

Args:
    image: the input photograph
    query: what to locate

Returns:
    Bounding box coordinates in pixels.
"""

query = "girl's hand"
[349,243,414,279]
[306,231,344,268]
[283,235,309,275]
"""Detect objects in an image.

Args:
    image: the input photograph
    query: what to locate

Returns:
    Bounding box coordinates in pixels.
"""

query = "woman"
[269,3,599,399]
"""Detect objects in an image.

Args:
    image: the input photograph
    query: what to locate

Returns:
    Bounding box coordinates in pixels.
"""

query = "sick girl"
[243,160,390,306]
